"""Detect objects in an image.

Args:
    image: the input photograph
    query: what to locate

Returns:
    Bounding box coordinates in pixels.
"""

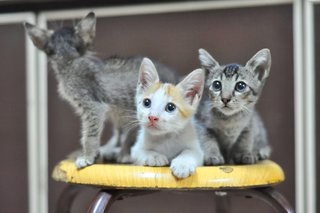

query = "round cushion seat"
[52,160,285,190]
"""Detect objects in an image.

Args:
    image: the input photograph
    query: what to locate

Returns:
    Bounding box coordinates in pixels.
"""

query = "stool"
[52,160,295,213]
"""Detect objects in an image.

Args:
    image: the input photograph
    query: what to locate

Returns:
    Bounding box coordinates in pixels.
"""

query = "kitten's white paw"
[136,153,169,166]
[258,146,271,160]
[75,156,95,168]
[170,160,196,179]
[204,154,225,165]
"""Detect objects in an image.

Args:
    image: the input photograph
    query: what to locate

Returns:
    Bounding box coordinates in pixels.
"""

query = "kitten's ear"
[137,58,160,93]
[245,48,271,81]
[198,48,220,75]
[177,69,205,107]
[24,22,53,50]
[75,12,96,45]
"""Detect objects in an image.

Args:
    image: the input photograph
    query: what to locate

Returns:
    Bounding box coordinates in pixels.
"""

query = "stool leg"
[214,191,231,213]
[87,191,114,213]
[56,184,84,213]
[253,187,295,213]
[231,187,295,213]
[87,190,158,213]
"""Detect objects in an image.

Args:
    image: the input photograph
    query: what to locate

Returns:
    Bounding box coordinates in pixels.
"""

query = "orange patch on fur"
[163,84,193,118]
[143,83,194,118]
[178,105,193,118]
[144,83,161,96]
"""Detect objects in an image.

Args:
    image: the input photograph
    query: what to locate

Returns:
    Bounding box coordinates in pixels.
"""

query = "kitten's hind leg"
[99,128,121,162]
[76,105,106,169]
[116,126,138,164]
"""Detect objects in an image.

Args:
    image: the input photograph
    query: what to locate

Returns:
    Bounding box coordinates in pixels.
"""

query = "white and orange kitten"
[131,58,204,179]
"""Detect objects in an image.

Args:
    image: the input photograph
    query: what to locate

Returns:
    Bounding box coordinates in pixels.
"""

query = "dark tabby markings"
[223,64,240,78]
[249,86,258,96]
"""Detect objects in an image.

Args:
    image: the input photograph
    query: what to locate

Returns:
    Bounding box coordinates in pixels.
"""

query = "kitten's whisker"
[123,119,140,128]
[121,109,137,113]
[123,120,139,127]
[123,122,140,132]
[208,102,216,111]
[125,115,137,119]
[241,105,251,114]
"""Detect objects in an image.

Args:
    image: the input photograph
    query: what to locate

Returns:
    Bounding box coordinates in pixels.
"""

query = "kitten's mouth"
[220,105,233,112]
[222,105,231,109]
[218,106,240,116]
[147,123,158,129]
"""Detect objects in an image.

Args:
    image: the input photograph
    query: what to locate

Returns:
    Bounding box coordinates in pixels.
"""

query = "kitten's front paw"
[204,154,225,166]
[117,154,133,164]
[136,153,169,166]
[170,160,196,179]
[99,147,120,162]
[258,146,271,160]
[75,155,95,168]
[233,152,258,164]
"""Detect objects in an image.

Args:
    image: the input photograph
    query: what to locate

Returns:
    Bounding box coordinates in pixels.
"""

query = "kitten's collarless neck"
[210,107,252,120]
[49,53,102,77]
[144,120,193,140]
[49,58,74,76]
[144,127,180,138]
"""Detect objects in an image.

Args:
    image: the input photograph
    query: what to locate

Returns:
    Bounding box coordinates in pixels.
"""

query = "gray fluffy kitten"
[24,12,177,168]
[197,48,272,165]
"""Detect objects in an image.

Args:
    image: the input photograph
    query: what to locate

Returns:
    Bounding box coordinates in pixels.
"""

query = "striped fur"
[25,12,179,168]
[197,48,272,165]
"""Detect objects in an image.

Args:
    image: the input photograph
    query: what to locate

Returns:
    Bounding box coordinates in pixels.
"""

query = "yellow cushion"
[52,160,284,189]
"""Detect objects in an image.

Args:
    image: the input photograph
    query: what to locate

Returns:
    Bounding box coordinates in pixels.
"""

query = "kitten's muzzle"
[221,98,231,105]
[148,115,159,122]
[148,115,159,128]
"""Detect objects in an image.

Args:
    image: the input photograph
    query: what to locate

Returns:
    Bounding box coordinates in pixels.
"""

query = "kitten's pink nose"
[148,116,159,123]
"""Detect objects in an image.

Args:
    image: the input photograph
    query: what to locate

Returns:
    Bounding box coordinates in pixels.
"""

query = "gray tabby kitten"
[24,12,177,168]
[197,48,271,165]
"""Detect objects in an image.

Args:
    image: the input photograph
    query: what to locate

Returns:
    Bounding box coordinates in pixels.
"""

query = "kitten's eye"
[143,98,151,108]
[212,81,222,91]
[235,81,247,92]
[165,103,176,112]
